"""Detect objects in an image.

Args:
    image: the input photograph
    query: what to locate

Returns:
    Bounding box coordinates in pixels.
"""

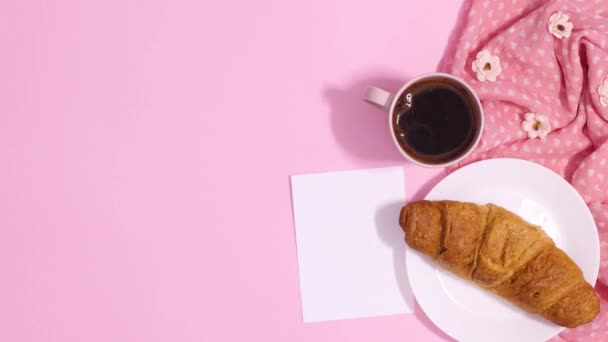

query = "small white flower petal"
[528,129,540,139]
[491,65,503,80]
[542,121,551,131]
[549,12,558,23]
[472,50,502,82]
[475,70,487,82]
[548,11,573,40]
[563,24,573,38]
[539,125,551,137]
[521,112,551,141]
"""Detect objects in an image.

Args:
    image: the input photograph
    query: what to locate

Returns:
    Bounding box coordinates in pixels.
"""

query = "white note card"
[291,166,414,322]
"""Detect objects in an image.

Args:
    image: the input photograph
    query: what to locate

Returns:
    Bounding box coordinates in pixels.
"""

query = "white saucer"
[406,158,600,342]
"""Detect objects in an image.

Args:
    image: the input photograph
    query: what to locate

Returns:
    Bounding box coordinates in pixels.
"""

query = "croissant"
[400,200,599,328]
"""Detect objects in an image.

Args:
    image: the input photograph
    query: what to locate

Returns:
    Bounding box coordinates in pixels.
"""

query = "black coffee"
[392,78,479,164]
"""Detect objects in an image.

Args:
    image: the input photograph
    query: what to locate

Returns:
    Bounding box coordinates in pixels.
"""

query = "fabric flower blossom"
[471,50,502,82]
[598,77,608,108]
[548,11,573,39]
[521,113,551,140]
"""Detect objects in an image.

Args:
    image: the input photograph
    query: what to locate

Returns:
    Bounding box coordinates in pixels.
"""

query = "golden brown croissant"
[400,200,599,328]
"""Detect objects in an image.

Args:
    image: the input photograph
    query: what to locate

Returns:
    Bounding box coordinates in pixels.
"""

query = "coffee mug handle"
[364,87,393,110]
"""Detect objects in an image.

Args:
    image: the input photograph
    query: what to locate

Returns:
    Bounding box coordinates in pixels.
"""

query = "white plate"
[407,158,600,342]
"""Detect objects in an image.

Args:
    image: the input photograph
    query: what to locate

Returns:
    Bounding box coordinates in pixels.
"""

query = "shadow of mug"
[323,74,412,163]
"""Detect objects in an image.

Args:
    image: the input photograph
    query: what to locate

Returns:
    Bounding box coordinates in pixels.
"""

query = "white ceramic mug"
[364,72,484,168]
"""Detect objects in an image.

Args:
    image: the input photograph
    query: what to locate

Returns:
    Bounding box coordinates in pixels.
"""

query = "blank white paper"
[291,166,414,322]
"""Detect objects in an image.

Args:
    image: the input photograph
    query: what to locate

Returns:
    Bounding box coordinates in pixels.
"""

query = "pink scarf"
[443,0,608,340]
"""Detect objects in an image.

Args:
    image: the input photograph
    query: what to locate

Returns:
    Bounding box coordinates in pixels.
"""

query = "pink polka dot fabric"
[443,0,608,340]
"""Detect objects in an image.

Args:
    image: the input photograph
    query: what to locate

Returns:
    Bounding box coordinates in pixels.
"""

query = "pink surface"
[0,1,462,341]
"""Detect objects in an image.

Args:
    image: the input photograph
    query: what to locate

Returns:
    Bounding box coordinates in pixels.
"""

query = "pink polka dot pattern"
[443,0,608,340]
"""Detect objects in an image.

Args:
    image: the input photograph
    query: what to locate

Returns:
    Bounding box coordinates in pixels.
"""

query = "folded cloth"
[442,0,608,339]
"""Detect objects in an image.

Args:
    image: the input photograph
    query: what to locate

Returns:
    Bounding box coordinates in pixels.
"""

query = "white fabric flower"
[521,113,551,140]
[598,77,608,108]
[548,11,573,39]
[471,50,502,82]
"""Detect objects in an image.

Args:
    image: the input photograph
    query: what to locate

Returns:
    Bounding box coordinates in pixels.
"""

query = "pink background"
[1,0,463,341]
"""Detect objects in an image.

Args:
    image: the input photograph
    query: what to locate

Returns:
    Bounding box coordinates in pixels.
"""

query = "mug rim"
[387,72,484,168]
